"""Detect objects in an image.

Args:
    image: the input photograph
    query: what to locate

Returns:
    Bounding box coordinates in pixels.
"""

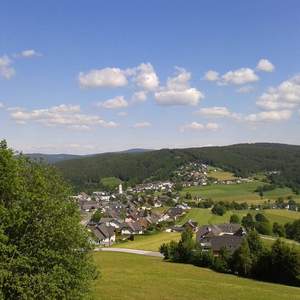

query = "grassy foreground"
[92,252,300,300]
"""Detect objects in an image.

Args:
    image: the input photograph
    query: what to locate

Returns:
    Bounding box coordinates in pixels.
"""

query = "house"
[196,223,246,255]
[183,219,198,232]
[166,207,185,221]
[121,221,144,235]
[79,200,99,211]
[90,223,115,246]
[199,235,244,255]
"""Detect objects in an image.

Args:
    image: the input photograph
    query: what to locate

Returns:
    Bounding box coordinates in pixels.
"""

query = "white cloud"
[256,75,300,110]
[79,67,128,88]
[132,91,147,103]
[236,85,255,94]
[256,58,275,72]
[245,110,292,122]
[0,55,15,79]
[204,70,219,81]
[133,121,151,128]
[180,121,220,132]
[10,104,118,129]
[222,68,259,85]
[197,106,231,117]
[19,49,41,58]
[132,63,159,91]
[97,96,128,109]
[0,102,4,108]
[155,67,204,106]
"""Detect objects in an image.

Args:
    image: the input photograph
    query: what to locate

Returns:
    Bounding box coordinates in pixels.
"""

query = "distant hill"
[25,149,152,164]
[54,143,300,193]
[25,153,82,164]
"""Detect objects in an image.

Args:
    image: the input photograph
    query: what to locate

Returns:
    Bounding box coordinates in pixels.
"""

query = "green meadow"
[181,181,300,204]
[92,252,300,300]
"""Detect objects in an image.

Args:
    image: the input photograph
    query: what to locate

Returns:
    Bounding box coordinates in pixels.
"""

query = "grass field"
[208,170,237,180]
[92,252,300,300]
[112,232,181,252]
[178,208,300,226]
[181,181,300,204]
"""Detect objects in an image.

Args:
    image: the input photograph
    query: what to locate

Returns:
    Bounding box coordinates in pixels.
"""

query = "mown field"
[208,169,237,180]
[92,252,300,300]
[181,181,300,204]
[112,232,181,252]
[178,208,300,226]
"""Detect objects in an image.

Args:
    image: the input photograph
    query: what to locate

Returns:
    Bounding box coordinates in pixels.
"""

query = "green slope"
[92,252,300,300]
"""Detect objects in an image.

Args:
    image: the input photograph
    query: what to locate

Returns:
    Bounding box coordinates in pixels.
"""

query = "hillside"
[55,143,300,192]
[92,252,300,300]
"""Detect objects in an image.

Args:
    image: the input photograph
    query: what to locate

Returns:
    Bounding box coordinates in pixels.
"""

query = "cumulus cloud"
[133,121,151,128]
[196,106,231,117]
[97,96,128,109]
[221,68,259,85]
[155,67,204,106]
[19,49,42,58]
[180,121,220,132]
[0,102,4,108]
[10,104,118,129]
[256,75,300,110]
[256,58,275,72]
[245,110,292,122]
[131,91,147,103]
[0,55,15,79]
[79,67,128,88]
[203,70,219,81]
[132,63,159,91]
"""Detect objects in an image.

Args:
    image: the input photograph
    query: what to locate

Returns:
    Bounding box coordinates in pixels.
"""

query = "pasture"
[92,252,300,300]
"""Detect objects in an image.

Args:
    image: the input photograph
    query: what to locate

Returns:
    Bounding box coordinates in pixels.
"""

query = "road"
[94,247,163,257]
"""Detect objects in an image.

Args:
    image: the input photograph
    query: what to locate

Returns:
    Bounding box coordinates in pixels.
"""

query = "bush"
[230,214,240,224]
[212,204,226,216]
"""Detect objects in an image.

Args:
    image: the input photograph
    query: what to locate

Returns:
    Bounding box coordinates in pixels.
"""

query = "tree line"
[160,229,300,287]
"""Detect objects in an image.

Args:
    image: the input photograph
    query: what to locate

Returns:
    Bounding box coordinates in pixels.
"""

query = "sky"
[1,0,300,154]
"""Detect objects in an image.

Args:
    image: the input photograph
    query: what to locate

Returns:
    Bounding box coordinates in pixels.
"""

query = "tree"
[0,141,96,299]
[232,239,252,276]
[230,214,240,224]
[255,221,272,235]
[241,213,255,231]
[90,209,103,223]
[285,220,300,242]
[212,203,226,216]
[185,192,192,200]
[269,239,300,286]
[255,213,268,223]
[273,222,285,237]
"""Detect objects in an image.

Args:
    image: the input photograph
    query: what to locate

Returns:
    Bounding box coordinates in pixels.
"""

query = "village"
[73,162,255,253]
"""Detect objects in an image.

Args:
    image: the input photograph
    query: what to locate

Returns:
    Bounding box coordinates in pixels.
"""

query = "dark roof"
[92,224,115,240]
[196,223,244,241]
[166,207,184,218]
[200,235,244,253]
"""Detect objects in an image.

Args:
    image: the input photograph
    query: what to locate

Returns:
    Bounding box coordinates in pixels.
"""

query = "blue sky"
[1,0,300,154]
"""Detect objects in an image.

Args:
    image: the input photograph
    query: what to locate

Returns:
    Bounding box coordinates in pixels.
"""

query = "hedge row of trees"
[160,229,300,287]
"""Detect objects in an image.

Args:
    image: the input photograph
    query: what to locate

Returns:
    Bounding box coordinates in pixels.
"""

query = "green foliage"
[100,177,122,192]
[273,222,286,237]
[212,203,226,216]
[232,239,252,276]
[285,220,300,242]
[0,141,96,299]
[242,214,255,230]
[230,214,240,224]
[90,209,103,223]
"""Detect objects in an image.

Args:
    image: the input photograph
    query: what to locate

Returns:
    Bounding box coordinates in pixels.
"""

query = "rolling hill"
[54,143,300,192]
